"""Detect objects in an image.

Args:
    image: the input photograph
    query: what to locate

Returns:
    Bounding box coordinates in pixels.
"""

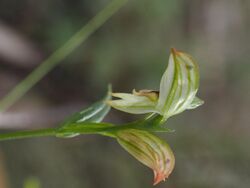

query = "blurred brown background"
[0,0,250,187]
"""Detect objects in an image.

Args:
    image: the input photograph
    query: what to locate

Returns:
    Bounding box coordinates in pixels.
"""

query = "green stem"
[0,0,128,112]
[0,125,116,142]
[0,115,171,141]
[0,128,57,141]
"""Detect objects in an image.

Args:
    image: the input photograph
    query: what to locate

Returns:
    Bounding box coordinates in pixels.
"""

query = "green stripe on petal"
[164,51,184,116]
[173,50,200,114]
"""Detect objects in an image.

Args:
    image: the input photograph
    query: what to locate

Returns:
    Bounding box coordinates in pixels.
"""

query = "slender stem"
[0,126,116,142]
[0,128,57,141]
[0,0,128,112]
[0,121,171,142]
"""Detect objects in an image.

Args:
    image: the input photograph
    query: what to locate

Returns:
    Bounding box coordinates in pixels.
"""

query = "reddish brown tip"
[153,170,168,186]
[170,47,177,54]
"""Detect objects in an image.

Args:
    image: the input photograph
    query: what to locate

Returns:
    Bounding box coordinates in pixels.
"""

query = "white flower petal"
[107,93,157,114]
[186,96,204,109]
[157,53,175,112]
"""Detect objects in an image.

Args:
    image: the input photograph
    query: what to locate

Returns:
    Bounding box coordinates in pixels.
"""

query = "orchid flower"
[0,48,204,186]
[107,48,203,185]
[107,48,203,121]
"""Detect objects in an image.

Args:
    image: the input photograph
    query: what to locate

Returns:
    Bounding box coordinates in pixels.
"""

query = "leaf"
[116,129,175,185]
[58,85,112,137]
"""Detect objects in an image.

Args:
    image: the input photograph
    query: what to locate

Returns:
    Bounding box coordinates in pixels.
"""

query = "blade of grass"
[0,0,128,112]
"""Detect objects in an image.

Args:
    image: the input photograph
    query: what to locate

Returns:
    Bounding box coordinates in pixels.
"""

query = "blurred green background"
[0,0,250,187]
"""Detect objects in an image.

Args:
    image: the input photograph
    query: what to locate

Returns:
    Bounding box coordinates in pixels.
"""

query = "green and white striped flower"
[107,48,203,121]
[116,129,175,185]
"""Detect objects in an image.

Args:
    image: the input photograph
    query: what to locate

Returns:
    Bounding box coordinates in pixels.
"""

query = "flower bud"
[116,129,175,185]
